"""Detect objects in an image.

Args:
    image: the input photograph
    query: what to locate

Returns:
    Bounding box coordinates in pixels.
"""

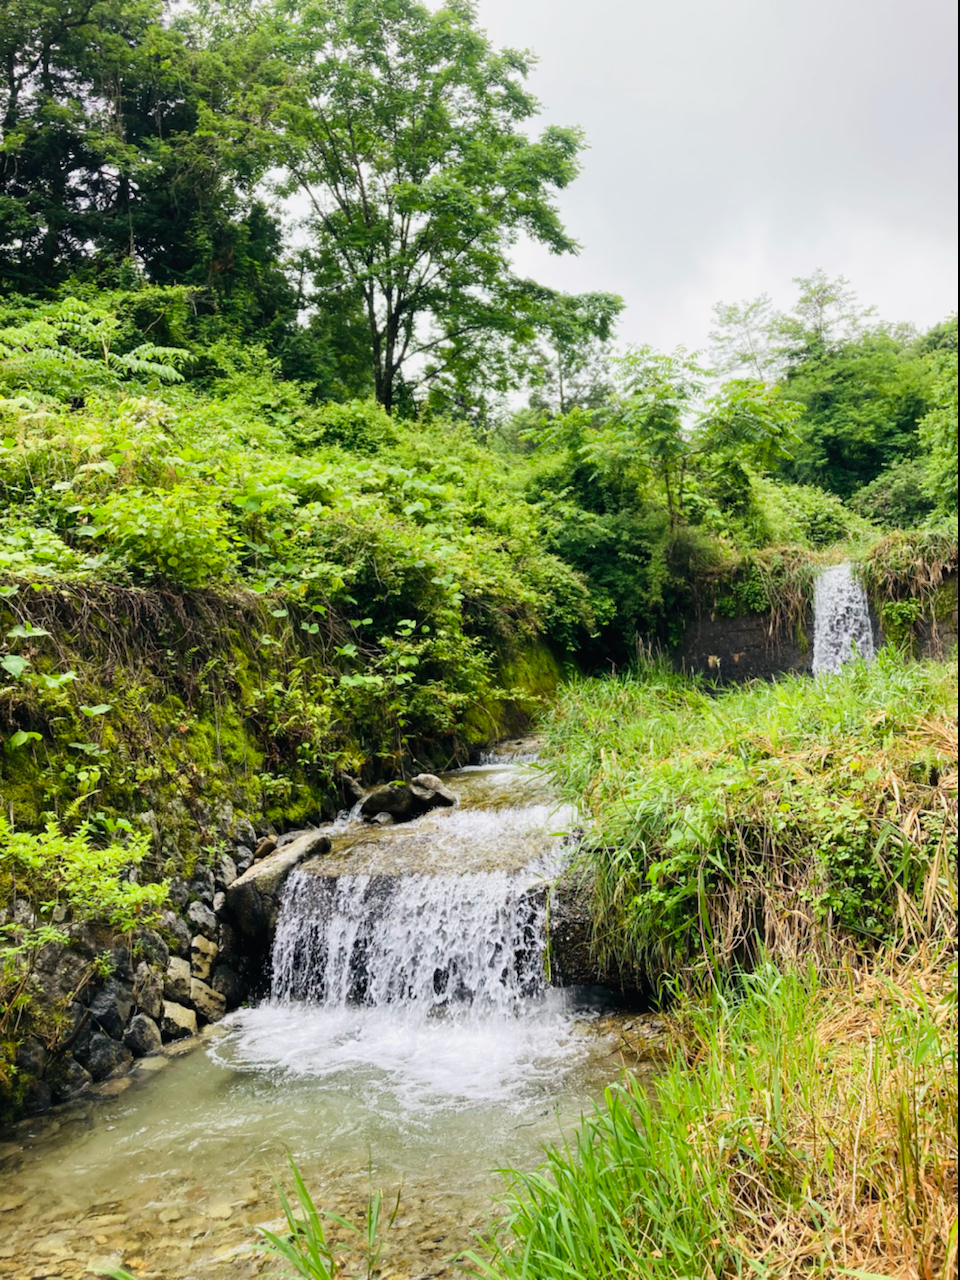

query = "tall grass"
[469,956,958,1280]
[541,651,958,984]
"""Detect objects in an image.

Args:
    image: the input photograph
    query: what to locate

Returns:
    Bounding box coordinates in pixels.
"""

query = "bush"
[95,485,237,587]
[850,457,935,528]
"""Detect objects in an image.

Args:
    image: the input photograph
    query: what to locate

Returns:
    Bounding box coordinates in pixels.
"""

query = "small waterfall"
[812,562,876,675]
[271,868,548,1012]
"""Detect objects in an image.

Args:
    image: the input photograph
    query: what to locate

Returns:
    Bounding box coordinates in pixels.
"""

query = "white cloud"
[475,0,958,353]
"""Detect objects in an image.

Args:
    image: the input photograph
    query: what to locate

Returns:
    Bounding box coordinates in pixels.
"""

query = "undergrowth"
[541,652,958,984]
[470,954,958,1280]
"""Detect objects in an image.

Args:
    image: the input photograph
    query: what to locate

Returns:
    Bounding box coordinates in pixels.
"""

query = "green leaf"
[80,704,112,716]
[6,623,50,638]
[8,729,41,749]
[1,654,31,679]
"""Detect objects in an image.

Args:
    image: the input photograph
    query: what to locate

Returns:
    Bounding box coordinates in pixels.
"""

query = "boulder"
[160,909,191,958]
[234,845,254,875]
[410,773,458,805]
[23,1077,52,1116]
[225,831,332,947]
[76,1032,133,1082]
[212,890,226,914]
[134,962,163,1021]
[15,1036,48,1078]
[190,935,218,982]
[163,957,192,1005]
[211,964,244,1010]
[186,900,218,941]
[253,834,277,862]
[216,853,238,889]
[189,869,215,905]
[48,1055,92,1103]
[124,1013,162,1057]
[160,1000,197,1041]
[190,978,226,1024]
[167,876,190,909]
[233,816,257,849]
[87,978,134,1040]
[132,927,169,970]
[360,773,457,823]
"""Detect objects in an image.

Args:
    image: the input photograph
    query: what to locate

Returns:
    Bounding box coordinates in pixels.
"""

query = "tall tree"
[0,0,292,345]
[263,0,584,412]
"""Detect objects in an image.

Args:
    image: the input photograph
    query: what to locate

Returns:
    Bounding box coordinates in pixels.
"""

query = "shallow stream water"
[0,750,656,1280]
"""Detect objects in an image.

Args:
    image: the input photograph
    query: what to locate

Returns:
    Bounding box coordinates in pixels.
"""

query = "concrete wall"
[675,610,814,683]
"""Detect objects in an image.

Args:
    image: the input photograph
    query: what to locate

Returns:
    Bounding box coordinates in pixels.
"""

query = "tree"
[264,0,584,412]
[0,0,293,346]
[525,289,624,416]
[918,315,959,514]
[709,293,782,380]
[583,347,803,524]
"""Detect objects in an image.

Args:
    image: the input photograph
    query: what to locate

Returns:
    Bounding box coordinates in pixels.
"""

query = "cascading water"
[812,562,876,675]
[271,868,548,1010]
[3,756,643,1278]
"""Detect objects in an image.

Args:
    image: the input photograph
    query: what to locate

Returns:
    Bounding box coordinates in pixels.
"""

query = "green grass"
[540,651,958,984]
[469,957,958,1280]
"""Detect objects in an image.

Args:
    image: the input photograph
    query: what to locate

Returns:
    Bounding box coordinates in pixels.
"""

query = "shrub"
[95,484,237,587]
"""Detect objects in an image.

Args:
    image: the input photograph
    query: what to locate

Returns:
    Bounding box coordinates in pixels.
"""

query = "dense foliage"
[541,653,958,983]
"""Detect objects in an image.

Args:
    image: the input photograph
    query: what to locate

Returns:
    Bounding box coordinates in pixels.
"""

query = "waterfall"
[812,562,876,675]
[271,868,548,1013]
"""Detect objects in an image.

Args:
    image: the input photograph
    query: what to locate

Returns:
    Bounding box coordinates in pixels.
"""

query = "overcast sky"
[472,0,958,354]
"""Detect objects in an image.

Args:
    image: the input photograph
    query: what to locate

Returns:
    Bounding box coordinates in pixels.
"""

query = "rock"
[75,1032,133,1082]
[23,1077,52,1115]
[216,853,238,889]
[253,835,277,862]
[186,900,217,940]
[160,1000,197,1041]
[233,816,257,849]
[132,927,169,970]
[410,772,458,806]
[47,1056,92,1103]
[212,890,226,914]
[360,774,457,823]
[226,831,333,947]
[340,773,365,801]
[167,877,190,909]
[163,957,192,1004]
[217,920,240,964]
[371,811,393,826]
[87,978,134,1040]
[211,964,243,1010]
[189,868,215,905]
[190,978,226,1024]
[160,909,191,958]
[234,845,254,874]
[15,1036,48,1077]
[190,935,218,982]
[124,1013,162,1057]
[134,962,163,1021]
[548,870,642,994]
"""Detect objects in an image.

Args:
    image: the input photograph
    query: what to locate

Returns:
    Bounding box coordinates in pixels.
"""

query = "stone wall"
[675,610,816,683]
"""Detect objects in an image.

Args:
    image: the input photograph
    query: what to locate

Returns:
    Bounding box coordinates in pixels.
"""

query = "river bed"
[0,753,658,1280]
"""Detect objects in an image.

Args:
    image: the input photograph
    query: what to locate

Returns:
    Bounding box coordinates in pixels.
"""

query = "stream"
[0,751,656,1280]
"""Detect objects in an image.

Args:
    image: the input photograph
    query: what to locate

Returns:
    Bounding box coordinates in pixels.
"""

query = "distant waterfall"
[271,869,547,1012]
[812,563,876,675]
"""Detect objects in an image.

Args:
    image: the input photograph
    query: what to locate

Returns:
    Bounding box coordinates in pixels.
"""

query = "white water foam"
[212,850,597,1111]
[271,865,552,1010]
[812,562,876,675]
